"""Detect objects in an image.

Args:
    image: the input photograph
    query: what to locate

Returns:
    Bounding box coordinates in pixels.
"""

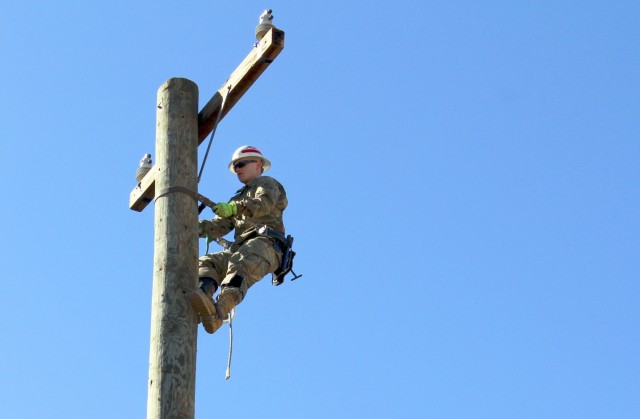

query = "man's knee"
[220,273,248,303]
[224,273,245,288]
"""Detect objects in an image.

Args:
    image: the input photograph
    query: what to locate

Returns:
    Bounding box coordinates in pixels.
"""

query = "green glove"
[213,201,237,218]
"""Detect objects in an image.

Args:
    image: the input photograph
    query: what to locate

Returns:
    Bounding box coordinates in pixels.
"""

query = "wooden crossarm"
[130,165,159,212]
[129,27,285,212]
[198,28,285,144]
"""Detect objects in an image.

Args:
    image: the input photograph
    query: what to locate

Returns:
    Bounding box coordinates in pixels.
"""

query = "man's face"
[234,158,263,184]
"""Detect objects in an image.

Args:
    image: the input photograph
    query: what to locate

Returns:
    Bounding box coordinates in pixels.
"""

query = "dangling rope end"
[224,308,235,380]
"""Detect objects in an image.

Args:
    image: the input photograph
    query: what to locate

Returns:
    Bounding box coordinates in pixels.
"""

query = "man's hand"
[213,202,238,218]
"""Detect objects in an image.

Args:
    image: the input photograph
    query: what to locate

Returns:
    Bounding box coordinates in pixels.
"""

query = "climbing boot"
[198,287,241,335]
[190,278,220,334]
[216,287,242,321]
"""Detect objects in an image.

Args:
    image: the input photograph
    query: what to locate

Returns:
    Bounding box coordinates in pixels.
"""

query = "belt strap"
[155,186,217,209]
[257,225,286,244]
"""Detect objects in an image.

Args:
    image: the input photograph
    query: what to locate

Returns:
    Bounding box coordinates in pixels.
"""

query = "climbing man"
[190,145,288,334]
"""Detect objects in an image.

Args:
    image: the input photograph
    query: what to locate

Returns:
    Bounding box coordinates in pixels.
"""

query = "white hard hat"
[228,145,272,173]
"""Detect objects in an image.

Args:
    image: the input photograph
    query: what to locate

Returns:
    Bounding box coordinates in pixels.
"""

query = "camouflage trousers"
[198,237,281,303]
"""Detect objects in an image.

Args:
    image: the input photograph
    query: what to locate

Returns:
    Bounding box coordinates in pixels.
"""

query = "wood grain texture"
[147,78,199,419]
[197,28,285,143]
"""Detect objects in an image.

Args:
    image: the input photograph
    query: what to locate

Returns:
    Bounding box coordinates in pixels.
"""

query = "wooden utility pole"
[147,78,199,418]
[129,18,284,419]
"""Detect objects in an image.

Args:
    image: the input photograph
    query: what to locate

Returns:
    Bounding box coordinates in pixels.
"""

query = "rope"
[198,85,231,183]
[224,308,236,380]
[193,85,237,380]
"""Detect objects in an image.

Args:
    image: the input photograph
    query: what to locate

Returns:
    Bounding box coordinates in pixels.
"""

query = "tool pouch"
[271,235,297,286]
[256,225,301,285]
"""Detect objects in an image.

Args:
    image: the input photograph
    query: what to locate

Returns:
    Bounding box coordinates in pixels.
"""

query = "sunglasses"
[234,160,258,170]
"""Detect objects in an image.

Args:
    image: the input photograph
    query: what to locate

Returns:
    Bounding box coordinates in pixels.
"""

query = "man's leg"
[191,251,231,334]
[214,238,281,329]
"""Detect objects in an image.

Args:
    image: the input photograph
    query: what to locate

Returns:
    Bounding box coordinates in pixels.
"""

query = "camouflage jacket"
[200,175,287,245]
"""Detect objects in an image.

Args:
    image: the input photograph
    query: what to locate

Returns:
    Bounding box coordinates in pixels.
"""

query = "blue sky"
[1,1,638,418]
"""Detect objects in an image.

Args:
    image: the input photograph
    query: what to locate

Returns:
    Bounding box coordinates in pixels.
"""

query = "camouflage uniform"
[198,175,287,305]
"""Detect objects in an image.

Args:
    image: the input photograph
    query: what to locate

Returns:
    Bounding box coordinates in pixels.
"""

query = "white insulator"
[136,153,152,182]
[255,9,275,40]
[136,166,151,182]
